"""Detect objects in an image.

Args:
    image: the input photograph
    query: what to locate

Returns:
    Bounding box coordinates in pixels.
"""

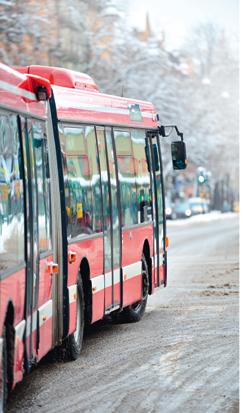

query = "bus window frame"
[59,122,106,241]
[31,118,53,255]
[113,127,153,229]
[146,130,167,287]
[0,110,26,279]
[155,133,167,285]
[110,126,122,275]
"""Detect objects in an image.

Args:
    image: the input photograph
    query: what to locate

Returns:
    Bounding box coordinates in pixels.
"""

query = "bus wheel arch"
[3,301,15,398]
[79,258,92,326]
[143,240,152,295]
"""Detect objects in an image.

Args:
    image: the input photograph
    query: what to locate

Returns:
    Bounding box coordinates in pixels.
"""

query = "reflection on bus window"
[0,112,25,272]
[131,129,152,223]
[115,130,137,227]
[96,127,112,272]
[106,128,120,268]
[59,124,102,238]
[85,127,103,233]
[31,121,52,252]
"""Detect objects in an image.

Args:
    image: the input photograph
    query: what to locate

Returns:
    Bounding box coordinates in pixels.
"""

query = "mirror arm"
[174,126,184,142]
[158,125,184,142]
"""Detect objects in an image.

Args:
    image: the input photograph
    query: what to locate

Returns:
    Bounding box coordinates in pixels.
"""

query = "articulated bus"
[0,63,186,410]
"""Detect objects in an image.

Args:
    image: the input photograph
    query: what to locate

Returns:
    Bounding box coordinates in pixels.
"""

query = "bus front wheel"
[121,254,149,323]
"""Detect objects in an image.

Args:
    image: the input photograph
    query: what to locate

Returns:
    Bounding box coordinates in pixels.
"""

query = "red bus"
[0,63,186,410]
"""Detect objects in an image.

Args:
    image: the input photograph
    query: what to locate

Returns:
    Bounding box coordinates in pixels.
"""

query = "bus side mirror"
[171,141,187,170]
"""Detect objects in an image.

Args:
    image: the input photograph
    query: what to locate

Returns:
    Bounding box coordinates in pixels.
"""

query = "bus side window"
[59,124,102,237]
[114,130,137,227]
[131,129,152,223]
[85,126,102,233]
[31,120,52,252]
[0,112,25,272]
[59,125,91,237]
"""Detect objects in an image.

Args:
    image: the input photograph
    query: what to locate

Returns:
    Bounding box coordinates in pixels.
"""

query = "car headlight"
[166,207,172,215]
[185,209,191,216]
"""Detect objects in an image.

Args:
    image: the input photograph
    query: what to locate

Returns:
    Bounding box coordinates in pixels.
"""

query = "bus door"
[146,131,166,287]
[21,117,53,368]
[96,127,121,313]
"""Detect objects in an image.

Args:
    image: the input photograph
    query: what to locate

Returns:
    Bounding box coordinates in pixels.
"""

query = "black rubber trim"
[49,93,69,338]
[111,127,123,309]
[104,127,114,306]
[146,132,160,287]
[156,133,167,286]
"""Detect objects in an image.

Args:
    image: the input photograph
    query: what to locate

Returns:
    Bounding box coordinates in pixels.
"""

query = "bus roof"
[15,65,159,129]
[0,63,49,119]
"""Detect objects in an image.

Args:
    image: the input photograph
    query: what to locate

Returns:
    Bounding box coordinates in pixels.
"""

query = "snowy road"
[7,213,239,413]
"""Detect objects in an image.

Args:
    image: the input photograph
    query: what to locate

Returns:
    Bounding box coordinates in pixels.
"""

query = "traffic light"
[197,167,206,184]
[197,174,205,184]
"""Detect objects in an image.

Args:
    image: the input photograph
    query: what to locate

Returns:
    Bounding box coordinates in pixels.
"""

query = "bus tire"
[121,254,149,323]
[66,276,85,361]
[1,328,8,412]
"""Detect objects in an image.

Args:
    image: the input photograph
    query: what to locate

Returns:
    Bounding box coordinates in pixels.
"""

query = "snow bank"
[167,211,238,226]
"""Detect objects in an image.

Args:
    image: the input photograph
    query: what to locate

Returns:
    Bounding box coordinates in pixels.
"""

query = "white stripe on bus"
[14,319,26,344]
[26,300,53,337]
[154,254,164,268]
[0,63,25,79]
[91,274,105,293]
[0,79,37,101]
[38,300,53,327]
[68,284,78,303]
[26,311,37,338]
[91,262,143,293]
[123,261,141,281]
[56,98,154,119]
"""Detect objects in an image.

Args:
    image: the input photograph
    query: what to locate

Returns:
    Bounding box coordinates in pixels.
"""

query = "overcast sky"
[125,0,239,49]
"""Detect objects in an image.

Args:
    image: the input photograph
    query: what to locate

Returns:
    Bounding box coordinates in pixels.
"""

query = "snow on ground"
[167,211,238,226]
[7,214,239,413]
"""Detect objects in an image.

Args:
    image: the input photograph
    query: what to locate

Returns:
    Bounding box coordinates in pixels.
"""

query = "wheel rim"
[74,292,81,343]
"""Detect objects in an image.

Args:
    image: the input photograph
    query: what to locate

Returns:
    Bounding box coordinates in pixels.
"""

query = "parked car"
[174,199,192,218]
[188,197,209,215]
[165,197,177,220]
